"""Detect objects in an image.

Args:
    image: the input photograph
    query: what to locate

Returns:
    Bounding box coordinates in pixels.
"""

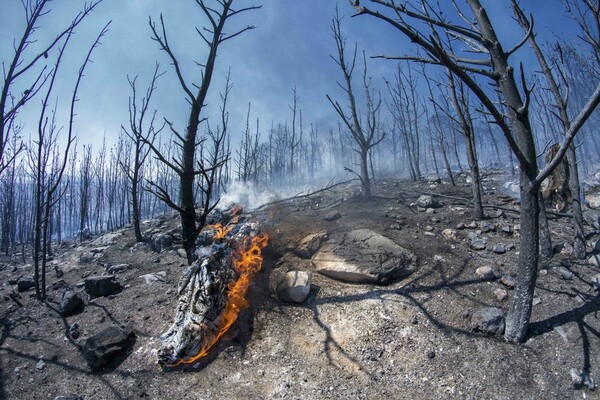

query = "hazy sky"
[0,0,583,151]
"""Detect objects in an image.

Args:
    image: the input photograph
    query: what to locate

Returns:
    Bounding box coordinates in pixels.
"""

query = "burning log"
[158,208,268,367]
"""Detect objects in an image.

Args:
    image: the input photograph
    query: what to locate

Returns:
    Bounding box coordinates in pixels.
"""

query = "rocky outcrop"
[313,229,417,284]
[294,232,327,259]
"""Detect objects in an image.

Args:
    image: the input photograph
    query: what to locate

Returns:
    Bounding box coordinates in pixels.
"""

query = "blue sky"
[0,0,585,151]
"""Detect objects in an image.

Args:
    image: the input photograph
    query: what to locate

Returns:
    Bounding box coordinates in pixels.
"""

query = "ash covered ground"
[1,172,600,400]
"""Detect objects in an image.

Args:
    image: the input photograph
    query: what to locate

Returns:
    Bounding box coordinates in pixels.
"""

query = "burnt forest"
[1,1,600,399]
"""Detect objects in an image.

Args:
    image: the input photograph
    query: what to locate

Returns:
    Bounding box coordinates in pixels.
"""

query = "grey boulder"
[81,325,135,369]
[470,307,505,335]
[84,275,121,298]
[270,270,312,303]
[313,229,417,284]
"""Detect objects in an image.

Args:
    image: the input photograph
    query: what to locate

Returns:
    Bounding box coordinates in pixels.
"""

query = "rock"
[501,226,513,235]
[493,288,508,302]
[54,395,84,400]
[69,323,80,339]
[442,229,457,240]
[106,264,130,274]
[426,350,436,359]
[499,275,516,289]
[427,175,441,184]
[557,266,574,280]
[425,208,436,214]
[570,368,595,390]
[476,266,496,280]
[313,229,417,284]
[468,233,487,251]
[16,276,35,292]
[456,223,466,230]
[36,360,46,370]
[177,248,187,259]
[588,255,600,267]
[479,221,496,233]
[324,211,342,222]
[425,225,434,232]
[467,221,478,229]
[84,275,121,298]
[416,195,441,209]
[295,232,327,259]
[59,287,83,316]
[493,244,506,254]
[591,274,600,291]
[470,307,505,335]
[81,325,135,369]
[91,231,123,246]
[532,297,542,306]
[139,271,166,284]
[270,270,312,303]
[149,231,176,253]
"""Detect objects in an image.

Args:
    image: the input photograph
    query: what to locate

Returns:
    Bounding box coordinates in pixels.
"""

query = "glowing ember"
[171,233,268,366]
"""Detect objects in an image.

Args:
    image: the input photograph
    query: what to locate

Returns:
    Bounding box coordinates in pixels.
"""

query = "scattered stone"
[570,368,595,390]
[479,221,496,233]
[16,276,35,292]
[588,255,600,267]
[59,287,83,316]
[149,231,176,253]
[539,269,548,276]
[467,221,478,229]
[494,209,505,218]
[84,275,121,298]
[493,288,508,302]
[501,226,513,235]
[442,229,457,240]
[506,243,515,251]
[476,266,496,280]
[416,195,441,209]
[106,264,130,274]
[532,297,542,306]
[456,223,466,230]
[426,350,436,359]
[270,270,312,303]
[499,275,516,289]
[468,233,487,251]
[81,325,135,369]
[557,266,574,280]
[493,244,506,254]
[139,271,166,285]
[425,225,434,232]
[36,360,46,370]
[295,232,327,259]
[425,208,436,214]
[470,307,505,335]
[177,248,187,259]
[55,267,64,278]
[313,229,417,284]
[324,211,342,222]
[69,323,80,339]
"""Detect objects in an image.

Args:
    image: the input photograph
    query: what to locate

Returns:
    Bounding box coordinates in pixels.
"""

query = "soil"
[1,171,599,400]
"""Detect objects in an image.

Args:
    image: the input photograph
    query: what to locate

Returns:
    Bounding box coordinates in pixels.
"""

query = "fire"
[212,223,233,240]
[175,233,269,366]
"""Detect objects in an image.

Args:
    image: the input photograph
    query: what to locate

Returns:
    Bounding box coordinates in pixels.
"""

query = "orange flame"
[212,223,234,240]
[175,233,268,366]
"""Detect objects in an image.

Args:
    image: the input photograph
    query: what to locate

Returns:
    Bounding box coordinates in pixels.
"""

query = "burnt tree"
[121,64,164,242]
[147,1,260,264]
[327,10,384,198]
[350,0,600,343]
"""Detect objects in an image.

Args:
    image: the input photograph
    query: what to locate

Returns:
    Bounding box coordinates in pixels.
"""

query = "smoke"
[218,181,285,211]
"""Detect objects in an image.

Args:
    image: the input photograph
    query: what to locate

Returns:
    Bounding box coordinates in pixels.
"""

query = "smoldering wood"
[158,212,263,367]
